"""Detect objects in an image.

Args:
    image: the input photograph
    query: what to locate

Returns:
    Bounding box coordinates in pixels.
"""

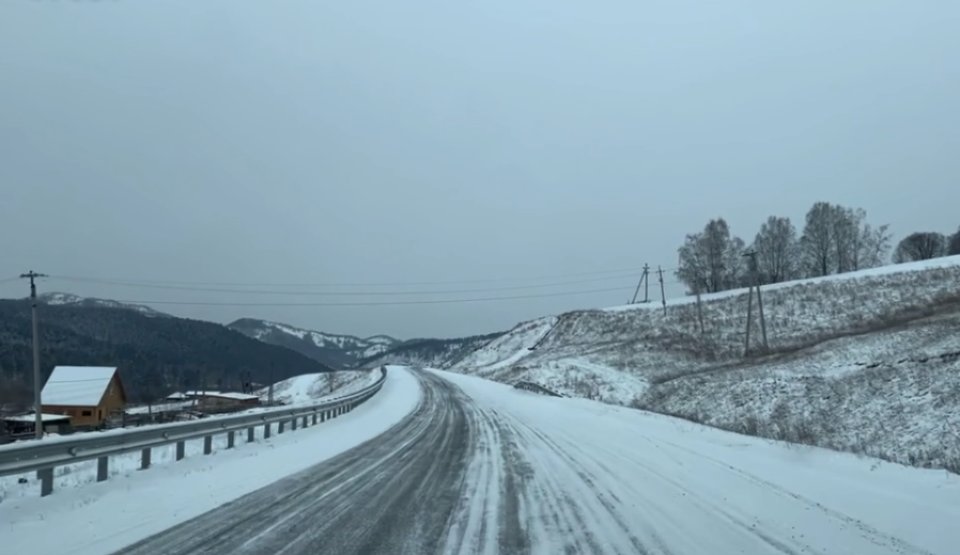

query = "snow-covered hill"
[37,292,169,317]
[258,368,382,405]
[356,331,506,369]
[228,318,399,368]
[447,256,960,472]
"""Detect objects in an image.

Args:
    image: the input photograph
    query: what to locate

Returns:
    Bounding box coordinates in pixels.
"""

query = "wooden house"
[41,366,128,429]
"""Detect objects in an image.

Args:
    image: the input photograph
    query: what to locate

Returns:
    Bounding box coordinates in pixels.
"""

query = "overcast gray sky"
[1,0,957,340]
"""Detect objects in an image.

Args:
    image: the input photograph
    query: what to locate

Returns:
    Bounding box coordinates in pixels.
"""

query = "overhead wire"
[2,267,684,307]
[50,271,643,296]
[104,284,636,307]
[51,265,656,288]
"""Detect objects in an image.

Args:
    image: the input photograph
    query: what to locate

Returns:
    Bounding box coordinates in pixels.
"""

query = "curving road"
[111,369,953,555]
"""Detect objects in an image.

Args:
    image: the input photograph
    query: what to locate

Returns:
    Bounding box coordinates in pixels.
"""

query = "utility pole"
[743,250,768,352]
[743,281,754,357]
[694,277,705,335]
[268,363,275,404]
[657,266,667,316]
[20,270,48,440]
[630,264,650,304]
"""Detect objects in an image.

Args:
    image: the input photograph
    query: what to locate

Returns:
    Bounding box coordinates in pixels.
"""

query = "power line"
[102,284,635,307]
[50,272,639,296]
[52,266,654,288]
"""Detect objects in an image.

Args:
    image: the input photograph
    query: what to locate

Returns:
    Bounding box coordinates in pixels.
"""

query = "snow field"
[0,367,421,555]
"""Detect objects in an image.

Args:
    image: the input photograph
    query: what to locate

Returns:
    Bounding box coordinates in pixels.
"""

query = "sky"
[1,0,958,340]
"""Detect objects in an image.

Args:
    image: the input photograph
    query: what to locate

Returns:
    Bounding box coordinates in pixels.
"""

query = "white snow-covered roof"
[201,392,260,401]
[184,390,221,397]
[41,366,117,407]
[165,392,188,400]
[3,413,72,423]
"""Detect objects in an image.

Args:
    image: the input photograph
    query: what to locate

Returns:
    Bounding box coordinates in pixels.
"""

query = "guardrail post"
[264,423,271,439]
[321,411,326,422]
[141,448,151,470]
[247,427,255,442]
[312,412,317,425]
[278,421,285,434]
[176,441,185,461]
[291,418,297,431]
[302,415,308,428]
[97,456,109,482]
[39,468,53,497]
[203,435,213,455]
[227,431,236,449]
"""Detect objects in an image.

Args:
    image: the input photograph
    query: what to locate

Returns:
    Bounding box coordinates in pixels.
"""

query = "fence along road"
[0,367,388,497]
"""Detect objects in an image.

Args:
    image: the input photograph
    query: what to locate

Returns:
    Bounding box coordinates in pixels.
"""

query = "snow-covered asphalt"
[105,367,957,555]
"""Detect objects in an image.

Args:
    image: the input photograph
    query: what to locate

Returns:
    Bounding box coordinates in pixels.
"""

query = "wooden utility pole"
[743,283,754,356]
[657,266,667,316]
[20,270,48,439]
[741,250,769,355]
[643,263,650,303]
[630,264,650,304]
[743,250,768,352]
[268,363,275,404]
[695,285,705,335]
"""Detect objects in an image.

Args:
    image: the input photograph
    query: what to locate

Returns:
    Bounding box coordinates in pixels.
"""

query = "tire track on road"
[111,371,473,555]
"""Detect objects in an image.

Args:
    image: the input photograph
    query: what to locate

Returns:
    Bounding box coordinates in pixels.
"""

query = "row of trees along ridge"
[676,201,960,294]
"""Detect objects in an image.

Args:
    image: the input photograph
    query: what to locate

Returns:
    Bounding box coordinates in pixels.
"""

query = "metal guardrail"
[0,367,388,497]
[513,381,564,398]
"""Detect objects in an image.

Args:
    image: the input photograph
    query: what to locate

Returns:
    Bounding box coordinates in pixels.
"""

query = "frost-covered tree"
[800,202,889,276]
[832,206,862,273]
[799,202,835,277]
[892,232,947,263]
[948,226,960,256]
[857,222,892,270]
[324,371,341,394]
[676,218,747,293]
[751,216,799,283]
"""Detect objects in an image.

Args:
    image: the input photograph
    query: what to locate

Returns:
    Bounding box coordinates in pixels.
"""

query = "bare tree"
[857,222,892,269]
[752,216,798,283]
[676,218,747,293]
[800,202,835,277]
[893,232,947,263]
[324,371,341,395]
[723,235,748,290]
[677,232,710,294]
[948,226,960,256]
[832,206,863,273]
[801,202,889,276]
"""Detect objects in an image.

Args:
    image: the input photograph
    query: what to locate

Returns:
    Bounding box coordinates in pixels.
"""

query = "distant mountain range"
[354,332,507,369]
[227,319,400,368]
[227,318,507,369]
[38,292,170,317]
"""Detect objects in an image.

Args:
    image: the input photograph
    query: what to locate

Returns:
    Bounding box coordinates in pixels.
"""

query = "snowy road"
[110,368,956,555]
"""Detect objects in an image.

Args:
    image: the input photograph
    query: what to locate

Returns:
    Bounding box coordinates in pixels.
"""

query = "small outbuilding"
[2,413,73,437]
[41,366,128,429]
[192,392,261,411]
